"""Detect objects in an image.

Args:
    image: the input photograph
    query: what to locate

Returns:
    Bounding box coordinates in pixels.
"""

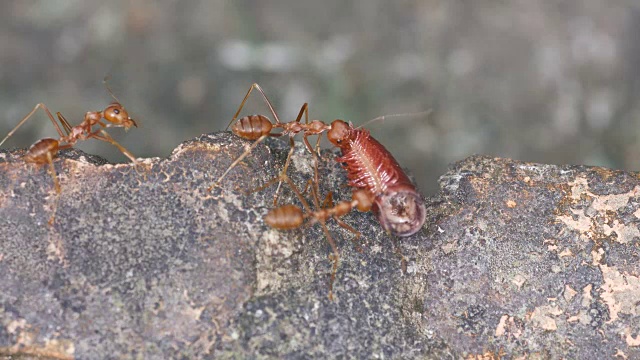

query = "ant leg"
[45,152,60,225]
[244,136,298,206]
[89,130,138,163]
[209,134,270,191]
[309,181,333,213]
[301,178,315,196]
[302,133,317,158]
[279,171,312,212]
[391,236,408,274]
[319,221,340,301]
[91,130,147,180]
[271,136,299,206]
[334,218,364,253]
[91,129,148,179]
[301,133,324,204]
[313,134,323,196]
[45,152,61,194]
[269,103,310,204]
[247,159,313,213]
[334,218,361,239]
[294,103,309,124]
[0,103,65,147]
[56,112,73,135]
[224,83,282,131]
[321,191,334,208]
[242,172,281,195]
[304,170,340,300]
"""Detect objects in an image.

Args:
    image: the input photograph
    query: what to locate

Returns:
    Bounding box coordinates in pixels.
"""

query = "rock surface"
[0,134,639,359]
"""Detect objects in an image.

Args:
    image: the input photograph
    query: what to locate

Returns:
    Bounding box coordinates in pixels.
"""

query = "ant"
[0,81,138,224]
[208,83,330,205]
[264,174,375,300]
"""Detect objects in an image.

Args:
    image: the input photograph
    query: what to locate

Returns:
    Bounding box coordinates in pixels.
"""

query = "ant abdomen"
[264,204,304,230]
[232,115,273,140]
[23,138,59,164]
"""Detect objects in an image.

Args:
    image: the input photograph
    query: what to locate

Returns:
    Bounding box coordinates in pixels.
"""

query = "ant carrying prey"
[216,83,426,237]
[0,81,138,224]
[217,83,427,298]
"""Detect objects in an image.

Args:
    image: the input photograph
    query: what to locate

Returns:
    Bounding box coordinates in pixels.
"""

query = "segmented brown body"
[232,115,273,140]
[327,120,426,236]
[23,138,60,164]
[264,204,304,229]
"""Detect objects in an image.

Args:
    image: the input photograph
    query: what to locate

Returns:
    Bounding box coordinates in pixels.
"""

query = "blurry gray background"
[1,0,639,194]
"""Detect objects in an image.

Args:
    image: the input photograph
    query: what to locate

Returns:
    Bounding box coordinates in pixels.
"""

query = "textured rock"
[1,134,639,359]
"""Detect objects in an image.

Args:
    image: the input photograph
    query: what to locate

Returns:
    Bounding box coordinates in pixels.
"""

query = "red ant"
[264,175,375,299]
[0,82,138,223]
[209,83,330,204]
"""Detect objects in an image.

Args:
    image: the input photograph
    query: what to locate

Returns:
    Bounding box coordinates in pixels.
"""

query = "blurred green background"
[1,0,639,194]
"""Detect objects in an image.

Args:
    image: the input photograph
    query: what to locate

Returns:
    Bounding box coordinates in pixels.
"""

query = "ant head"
[104,103,137,129]
[102,76,138,129]
[327,120,350,147]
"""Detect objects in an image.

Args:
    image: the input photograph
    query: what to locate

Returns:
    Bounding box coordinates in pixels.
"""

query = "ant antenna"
[103,75,122,104]
[356,109,433,130]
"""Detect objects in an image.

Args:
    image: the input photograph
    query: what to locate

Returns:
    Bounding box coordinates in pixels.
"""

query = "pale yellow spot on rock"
[558,248,573,258]
[495,315,508,337]
[558,179,640,244]
[512,274,526,289]
[625,327,640,347]
[591,186,640,212]
[615,349,628,359]
[582,284,593,307]
[599,265,640,323]
[557,209,592,241]
[563,285,577,302]
[494,314,522,339]
[441,241,457,255]
[591,248,605,265]
[530,305,562,331]
[602,219,640,244]
[567,177,590,200]
[7,319,26,334]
